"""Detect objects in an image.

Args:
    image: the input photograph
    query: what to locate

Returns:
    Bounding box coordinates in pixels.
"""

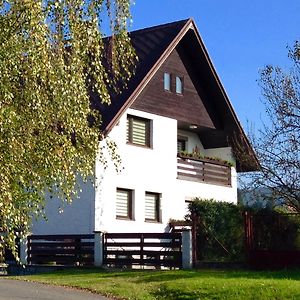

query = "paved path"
[0,279,110,300]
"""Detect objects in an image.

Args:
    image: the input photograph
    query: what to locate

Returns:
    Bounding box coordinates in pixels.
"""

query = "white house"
[31,18,258,236]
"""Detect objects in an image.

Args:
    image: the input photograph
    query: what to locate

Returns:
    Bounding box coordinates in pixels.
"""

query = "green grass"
[11,268,300,300]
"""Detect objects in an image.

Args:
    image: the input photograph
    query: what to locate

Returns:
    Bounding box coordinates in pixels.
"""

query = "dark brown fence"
[248,250,300,269]
[245,212,300,269]
[103,232,182,268]
[177,156,231,186]
[27,234,94,265]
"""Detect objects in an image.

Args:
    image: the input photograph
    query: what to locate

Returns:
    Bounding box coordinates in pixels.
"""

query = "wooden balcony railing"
[177,155,232,186]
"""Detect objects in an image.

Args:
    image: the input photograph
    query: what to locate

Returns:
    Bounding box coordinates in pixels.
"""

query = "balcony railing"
[177,155,232,186]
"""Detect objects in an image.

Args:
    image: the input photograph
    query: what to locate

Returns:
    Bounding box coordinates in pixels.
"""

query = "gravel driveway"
[0,279,110,300]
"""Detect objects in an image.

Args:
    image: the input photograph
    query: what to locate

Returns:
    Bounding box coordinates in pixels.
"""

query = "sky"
[128,0,300,131]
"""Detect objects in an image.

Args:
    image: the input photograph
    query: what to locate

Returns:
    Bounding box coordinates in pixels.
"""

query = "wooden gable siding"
[131,48,215,130]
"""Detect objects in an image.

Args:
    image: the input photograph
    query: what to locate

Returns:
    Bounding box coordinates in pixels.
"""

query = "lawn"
[12,268,300,300]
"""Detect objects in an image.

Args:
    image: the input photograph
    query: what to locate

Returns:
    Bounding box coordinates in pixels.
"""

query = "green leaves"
[188,199,245,261]
[0,0,135,260]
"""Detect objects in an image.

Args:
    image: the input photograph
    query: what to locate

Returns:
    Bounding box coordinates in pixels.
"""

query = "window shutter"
[126,115,150,147]
[145,193,159,221]
[116,189,131,219]
[177,140,186,153]
[132,118,147,145]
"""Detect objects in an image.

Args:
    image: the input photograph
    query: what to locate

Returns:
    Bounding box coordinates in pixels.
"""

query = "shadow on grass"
[18,267,300,282]
[101,268,300,281]
[114,268,300,282]
[151,284,208,300]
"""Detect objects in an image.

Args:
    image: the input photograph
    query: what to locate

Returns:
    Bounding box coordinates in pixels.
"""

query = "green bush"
[187,198,245,262]
[187,199,300,263]
[250,209,300,250]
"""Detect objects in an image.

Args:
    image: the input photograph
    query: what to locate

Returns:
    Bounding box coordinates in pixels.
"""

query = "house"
[31,18,259,236]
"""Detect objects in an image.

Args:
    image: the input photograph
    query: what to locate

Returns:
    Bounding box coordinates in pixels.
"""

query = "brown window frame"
[177,135,188,153]
[175,75,184,95]
[116,188,134,220]
[163,72,172,92]
[145,192,161,223]
[127,115,151,148]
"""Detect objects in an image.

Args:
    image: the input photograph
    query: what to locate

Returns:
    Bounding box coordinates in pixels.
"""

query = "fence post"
[19,235,28,265]
[182,230,192,269]
[94,231,103,267]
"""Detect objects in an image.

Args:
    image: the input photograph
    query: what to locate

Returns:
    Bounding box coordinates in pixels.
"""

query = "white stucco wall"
[177,129,205,153]
[31,179,95,234]
[31,108,238,235]
[205,147,236,168]
[95,108,238,233]
[95,108,177,233]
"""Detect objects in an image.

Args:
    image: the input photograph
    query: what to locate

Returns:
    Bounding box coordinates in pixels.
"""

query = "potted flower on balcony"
[178,150,233,167]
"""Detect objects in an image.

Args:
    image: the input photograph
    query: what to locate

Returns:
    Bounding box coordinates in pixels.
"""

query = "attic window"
[164,72,171,91]
[176,76,183,94]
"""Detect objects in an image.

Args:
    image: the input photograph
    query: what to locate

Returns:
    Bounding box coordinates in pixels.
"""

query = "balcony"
[177,155,232,186]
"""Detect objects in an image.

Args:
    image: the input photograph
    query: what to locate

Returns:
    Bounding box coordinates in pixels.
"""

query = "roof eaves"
[189,20,260,170]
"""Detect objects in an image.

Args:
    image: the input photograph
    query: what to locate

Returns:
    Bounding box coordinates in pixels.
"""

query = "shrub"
[250,209,300,250]
[187,199,300,263]
[187,198,245,262]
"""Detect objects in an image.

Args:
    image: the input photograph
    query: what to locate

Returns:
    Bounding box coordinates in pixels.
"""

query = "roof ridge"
[129,18,191,36]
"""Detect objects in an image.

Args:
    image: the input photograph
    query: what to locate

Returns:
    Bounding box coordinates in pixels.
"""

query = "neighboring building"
[32,18,259,235]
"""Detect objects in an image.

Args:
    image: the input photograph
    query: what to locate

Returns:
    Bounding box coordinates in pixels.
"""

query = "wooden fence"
[177,156,231,186]
[103,232,182,268]
[27,234,94,265]
[244,212,300,269]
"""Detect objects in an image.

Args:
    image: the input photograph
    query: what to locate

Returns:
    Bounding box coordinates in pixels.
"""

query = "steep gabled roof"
[92,19,191,131]
[91,18,259,172]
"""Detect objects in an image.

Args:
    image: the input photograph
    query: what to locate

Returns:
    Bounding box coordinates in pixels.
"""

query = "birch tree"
[0,0,136,261]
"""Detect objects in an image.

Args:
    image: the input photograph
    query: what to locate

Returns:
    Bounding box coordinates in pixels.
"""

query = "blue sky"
[129,0,300,130]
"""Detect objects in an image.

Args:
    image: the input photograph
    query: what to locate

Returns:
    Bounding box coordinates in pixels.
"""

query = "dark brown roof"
[91,19,190,131]
[91,18,259,172]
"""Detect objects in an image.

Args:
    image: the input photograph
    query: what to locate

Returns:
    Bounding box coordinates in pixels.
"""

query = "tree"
[241,41,300,212]
[0,0,136,261]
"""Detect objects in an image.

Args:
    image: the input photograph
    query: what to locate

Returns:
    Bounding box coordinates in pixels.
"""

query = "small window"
[176,76,183,94]
[164,72,171,91]
[177,136,187,153]
[127,115,151,147]
[177,138,186,153]
[116,188,133,220]
[177,139,186,153]
[145,192,161,222]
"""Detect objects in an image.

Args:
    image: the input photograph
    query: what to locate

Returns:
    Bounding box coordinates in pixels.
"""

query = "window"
[175,76,183,94]
[116,188,133,220]
[163,72,184,94]
[145,192,161,222]
[164,72,171,91]
[127,115,151,147]
[177,136,187,153]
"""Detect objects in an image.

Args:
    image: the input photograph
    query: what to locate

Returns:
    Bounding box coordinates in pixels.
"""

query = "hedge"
[187,198,300,262]
[187,198,245,262]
